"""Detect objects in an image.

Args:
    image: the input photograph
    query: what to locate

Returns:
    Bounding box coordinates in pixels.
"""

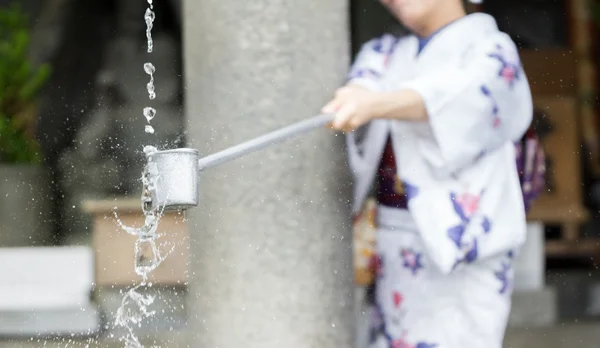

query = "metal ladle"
[145,114,334,211]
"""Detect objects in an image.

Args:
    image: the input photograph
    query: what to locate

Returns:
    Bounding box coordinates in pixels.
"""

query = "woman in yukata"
[323,0,544,347]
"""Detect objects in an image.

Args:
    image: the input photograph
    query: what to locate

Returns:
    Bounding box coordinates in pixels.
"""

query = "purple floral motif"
[448,190,489,266]
[447,224,465,248]
[488,44,521,88]
[481,216,492,233]
[372,35,400,68]
[403,181,420,201]
[451,239,479,269]
[376,300,438,348]
[372,36,400,54]
[390,333,438,348]
[400,248,424,275]
[480,85,501,128]
[447,191,487,248]
[415,344,439,348]
[494,262,511,294]
[348,68,382,80]
[463,239,479,263]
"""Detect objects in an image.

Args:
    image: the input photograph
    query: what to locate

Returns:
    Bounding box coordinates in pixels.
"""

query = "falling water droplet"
[145,125,155,134]
[144,62,155,75]
[143,107,156,122]
[144,8,155,53]
[144,63,156,100]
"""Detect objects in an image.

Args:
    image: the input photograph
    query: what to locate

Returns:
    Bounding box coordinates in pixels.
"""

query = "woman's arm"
[324,32,533,173]
[322,86,428,132]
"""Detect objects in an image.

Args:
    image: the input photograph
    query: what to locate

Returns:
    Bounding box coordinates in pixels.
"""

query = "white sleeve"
[405,32,533,174]
[347,34,398,92]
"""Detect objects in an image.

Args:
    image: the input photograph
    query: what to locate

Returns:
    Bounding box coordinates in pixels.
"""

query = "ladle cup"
[145,114,334,211]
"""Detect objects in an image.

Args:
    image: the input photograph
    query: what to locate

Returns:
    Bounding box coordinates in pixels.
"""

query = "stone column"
[182,1,354,347]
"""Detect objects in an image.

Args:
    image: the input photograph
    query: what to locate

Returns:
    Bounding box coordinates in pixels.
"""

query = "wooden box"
[526,96,587,225]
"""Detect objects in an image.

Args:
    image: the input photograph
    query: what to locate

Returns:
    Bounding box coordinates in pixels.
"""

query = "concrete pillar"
[182,1,354,347]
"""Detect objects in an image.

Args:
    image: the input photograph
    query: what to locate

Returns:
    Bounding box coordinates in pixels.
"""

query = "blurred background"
[0,0,599,347]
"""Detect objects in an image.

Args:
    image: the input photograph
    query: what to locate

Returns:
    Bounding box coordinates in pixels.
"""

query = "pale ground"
[3,324,600,348]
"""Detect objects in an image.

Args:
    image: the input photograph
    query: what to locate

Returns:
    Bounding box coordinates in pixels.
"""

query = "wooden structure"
[524,0,598,256]
[82,198,189,286]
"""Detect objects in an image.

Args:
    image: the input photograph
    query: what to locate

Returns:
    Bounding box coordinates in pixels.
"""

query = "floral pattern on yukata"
[400,248,424,275]
[370,286,438,348]
[403,182,419,201]
[487,44,521,88]
[371,305,438,348]
[350,68,382,80]
[480,85,501,128]
[390,333,438,348]
[448,192,491,266]
[372,35,401,68]
[494,251,516,295]
[348,35,399,81]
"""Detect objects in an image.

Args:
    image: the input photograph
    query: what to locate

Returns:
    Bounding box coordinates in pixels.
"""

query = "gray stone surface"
[8,319,600,348]
[4,323,600,348]
[0,305,100,338]
[182,0,354,347]
[0,165,53,247]
[547,270,600,320]
[508,287,558,328]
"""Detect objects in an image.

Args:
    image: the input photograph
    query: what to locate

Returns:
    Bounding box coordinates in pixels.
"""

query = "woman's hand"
[322,86,428,132]
[321,85,382,132]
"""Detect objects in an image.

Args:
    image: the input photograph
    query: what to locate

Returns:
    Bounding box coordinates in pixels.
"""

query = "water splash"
[144,63,156,100]
[144,63,156,134]
[112,1,165,345]
[144,8,155,53]
[143,107,156,122]
[112,148,172,347]
[114,284,156,348]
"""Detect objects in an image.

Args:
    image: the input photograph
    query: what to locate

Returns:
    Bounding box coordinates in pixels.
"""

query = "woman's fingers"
[332,102,357,132]
[321,97,343,114]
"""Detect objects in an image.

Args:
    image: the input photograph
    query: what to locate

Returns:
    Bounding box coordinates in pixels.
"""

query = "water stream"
[111,1,168,347]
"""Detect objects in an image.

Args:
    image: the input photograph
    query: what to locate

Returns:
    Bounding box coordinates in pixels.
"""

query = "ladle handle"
[197,114,335,171]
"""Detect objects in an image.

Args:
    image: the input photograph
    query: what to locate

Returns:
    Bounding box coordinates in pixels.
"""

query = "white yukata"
[347,14,533,348]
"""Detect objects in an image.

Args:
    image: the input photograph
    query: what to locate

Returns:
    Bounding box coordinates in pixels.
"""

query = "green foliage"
[0,3,51,164]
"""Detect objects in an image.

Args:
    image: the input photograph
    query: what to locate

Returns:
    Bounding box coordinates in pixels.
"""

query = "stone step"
[508,287,558,327]
[504,322,600,348]
[3,321,600,348]
[0,304,101,338]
